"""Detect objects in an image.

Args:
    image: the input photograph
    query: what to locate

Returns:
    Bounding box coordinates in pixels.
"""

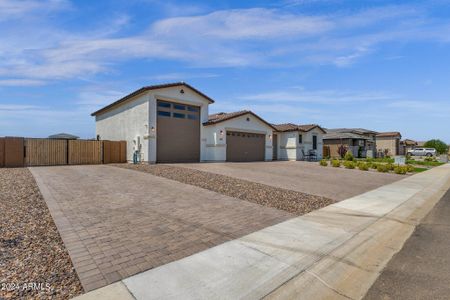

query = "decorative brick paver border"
[30,165,293,292]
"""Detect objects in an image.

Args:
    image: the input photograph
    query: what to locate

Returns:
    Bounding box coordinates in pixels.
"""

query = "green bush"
[343,161,356,169]
[406,164,415,172]
[386,163,395,171]
[424,156,436,162]
[358,162,369,171]
[406,160,444,167]
[370,162,379,169]
[377,164,388,173]
[423,139,448,154]
[319,159,328,166]
[394,166,407,175]
[331,160,341,167]
[344,152,354,161]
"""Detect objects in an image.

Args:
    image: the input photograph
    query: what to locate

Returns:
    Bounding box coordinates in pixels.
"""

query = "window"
[313,135,317,150]
[299,134,303,144]
[157,102,171,108]
[173,104,186,110]
[157,111,170,117]
[187,114,198,120]
[173,113,185,119]
[187,106,199,112]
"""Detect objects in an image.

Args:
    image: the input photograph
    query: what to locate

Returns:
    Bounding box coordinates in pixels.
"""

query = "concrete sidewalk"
[74,164,450,300]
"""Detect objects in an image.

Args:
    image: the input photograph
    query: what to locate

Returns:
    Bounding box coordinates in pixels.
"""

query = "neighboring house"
[272,123,326,160]
[399,139,418,155]
[48,133,79,140]
[92,83,276,163]
[376,132,402,156]
[203,111,275,162]
[323,128,378,158]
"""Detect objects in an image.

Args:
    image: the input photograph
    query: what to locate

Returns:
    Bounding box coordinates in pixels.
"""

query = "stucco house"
[92,82,278,163]
[323,128,378,158]
[272,123,326,160]
[203,111,275,162]
[376,132,402,156]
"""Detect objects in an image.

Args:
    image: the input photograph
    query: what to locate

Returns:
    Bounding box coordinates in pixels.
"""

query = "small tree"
[338,145,348,159]
[423,139,449,154]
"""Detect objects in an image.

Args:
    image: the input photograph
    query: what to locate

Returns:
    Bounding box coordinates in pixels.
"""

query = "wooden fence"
[0,137,126,167]
[68,140,102,165]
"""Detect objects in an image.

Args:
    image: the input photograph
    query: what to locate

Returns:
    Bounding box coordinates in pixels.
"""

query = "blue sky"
[1,0,449,142]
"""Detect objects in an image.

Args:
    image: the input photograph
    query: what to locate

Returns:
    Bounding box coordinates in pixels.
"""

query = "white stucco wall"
[95,93,150,162]
[203,113,274,161]
[277,129,324,160]
[95,86,211,163]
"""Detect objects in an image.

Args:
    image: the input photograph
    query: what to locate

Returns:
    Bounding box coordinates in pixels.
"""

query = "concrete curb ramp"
[74,164,450,300]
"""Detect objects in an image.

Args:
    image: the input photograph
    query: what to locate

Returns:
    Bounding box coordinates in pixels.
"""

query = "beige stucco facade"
[376,136,401,156]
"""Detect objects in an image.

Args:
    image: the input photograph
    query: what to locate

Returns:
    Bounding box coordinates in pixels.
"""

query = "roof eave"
[91,82,215,117]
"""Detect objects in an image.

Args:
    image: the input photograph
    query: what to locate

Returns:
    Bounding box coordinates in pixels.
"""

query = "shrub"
[385,163,395,171]
[343,161,356,169]
[424,156,436,162]
[394,166,408,174]
[423,139,448,154]
[377,164,388,173]
[319,159,328,166]
[331,160,341,167]
[358,162,369,171]
[406,164,415,173]
[370,162,379,169]
[338,145,348,158]
[344,151,354,161]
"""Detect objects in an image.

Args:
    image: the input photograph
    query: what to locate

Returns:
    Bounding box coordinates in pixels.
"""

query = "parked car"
[407,148,436,157]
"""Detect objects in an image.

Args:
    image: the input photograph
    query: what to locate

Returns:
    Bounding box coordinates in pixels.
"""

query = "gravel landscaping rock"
[114,164,334,215]
[0,168,83,300]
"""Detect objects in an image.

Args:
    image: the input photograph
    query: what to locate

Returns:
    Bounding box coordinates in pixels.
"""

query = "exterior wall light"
[151,126,155,132]
[180,89,185,94]
[219,130,224,136]
[269,134,272,140]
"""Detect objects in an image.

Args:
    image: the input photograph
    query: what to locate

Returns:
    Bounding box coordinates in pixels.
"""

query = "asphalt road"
[364,187,450,300]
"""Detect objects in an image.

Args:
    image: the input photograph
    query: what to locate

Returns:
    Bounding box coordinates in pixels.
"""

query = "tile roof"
[323,132,370,140]
[326,128,378,135]
[204,110,276,130]
[272,123,326,133]
[91,82,215,116]
[376,131,402,138]
[401,139,418,145]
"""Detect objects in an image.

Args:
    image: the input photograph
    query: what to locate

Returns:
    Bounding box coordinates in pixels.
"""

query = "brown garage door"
[157,100,200,163]
[226,131,265,162]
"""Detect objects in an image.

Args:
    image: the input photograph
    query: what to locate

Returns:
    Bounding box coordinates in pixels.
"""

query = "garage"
[157,100,200,163]
[226,131,265,162]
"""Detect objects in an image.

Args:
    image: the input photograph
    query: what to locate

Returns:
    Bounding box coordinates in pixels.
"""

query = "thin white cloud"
[239,88,399,104]
[0,79,46,86]
[0,0,70,20]
[149,72,220,81]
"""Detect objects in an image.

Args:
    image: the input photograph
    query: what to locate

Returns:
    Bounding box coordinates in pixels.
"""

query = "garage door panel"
[157,101,200,163]
[226,131,265,162]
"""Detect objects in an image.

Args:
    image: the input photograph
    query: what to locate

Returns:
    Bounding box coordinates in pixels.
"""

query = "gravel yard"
[114,164,334,215]
[0,168,83,299]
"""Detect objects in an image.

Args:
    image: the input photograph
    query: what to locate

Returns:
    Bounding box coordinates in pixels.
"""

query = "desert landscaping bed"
[0,168,83,299]
[114,164,334,215]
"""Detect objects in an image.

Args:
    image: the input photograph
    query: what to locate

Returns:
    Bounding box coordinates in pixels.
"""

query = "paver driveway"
[178,161,405,201]
[30,165,293,292]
